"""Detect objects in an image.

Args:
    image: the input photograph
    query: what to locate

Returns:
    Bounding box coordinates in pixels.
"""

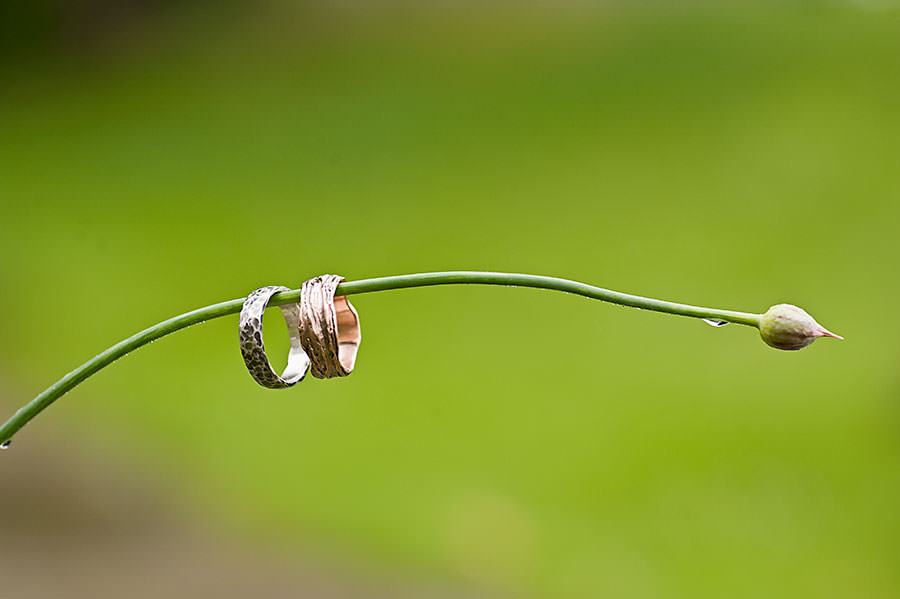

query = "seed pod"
[759,303,843,351]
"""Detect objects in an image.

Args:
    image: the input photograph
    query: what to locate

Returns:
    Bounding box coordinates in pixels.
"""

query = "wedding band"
[239,286,310,388]
[298,275,361,378]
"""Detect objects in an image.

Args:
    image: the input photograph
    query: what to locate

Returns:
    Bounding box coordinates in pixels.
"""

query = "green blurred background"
[2,1,899,597]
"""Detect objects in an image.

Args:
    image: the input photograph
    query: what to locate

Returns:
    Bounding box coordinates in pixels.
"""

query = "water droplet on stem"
[702,318,729,327]
[1,440,11,449]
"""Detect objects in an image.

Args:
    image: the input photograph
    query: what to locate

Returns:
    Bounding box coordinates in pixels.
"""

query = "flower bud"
[759,304,843,351]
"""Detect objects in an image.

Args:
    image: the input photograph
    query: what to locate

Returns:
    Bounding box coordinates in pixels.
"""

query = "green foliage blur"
[2,2,899,597]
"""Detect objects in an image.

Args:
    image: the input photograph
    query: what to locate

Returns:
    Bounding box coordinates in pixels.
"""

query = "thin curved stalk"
[0,271,761,446]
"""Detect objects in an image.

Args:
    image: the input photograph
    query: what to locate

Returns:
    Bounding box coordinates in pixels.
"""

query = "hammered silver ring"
[239,286,310,388]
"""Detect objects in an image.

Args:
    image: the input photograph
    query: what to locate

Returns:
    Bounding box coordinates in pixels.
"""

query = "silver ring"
[298,274,361,378]
[239,286,310,388]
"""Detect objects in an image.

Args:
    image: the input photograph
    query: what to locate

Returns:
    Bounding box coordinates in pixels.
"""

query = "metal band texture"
[239,285,310,388]
[298,274,361,378]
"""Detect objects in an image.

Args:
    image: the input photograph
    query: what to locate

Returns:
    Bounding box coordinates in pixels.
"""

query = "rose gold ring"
[298,274,361,378]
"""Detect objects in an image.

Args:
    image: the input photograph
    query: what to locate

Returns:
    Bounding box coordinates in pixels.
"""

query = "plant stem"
[0,271,761,445]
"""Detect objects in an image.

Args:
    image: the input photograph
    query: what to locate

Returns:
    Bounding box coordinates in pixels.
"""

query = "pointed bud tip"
[818,328,843,340]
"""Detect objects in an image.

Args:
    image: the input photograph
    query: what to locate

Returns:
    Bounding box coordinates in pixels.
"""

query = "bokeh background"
[2,1,899,597]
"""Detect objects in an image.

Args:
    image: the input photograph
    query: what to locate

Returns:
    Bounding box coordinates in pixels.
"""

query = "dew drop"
[702,318,730,327]
[1,440,11,449]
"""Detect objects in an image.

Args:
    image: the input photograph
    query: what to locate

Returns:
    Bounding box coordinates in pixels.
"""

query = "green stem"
[0,271,761,446]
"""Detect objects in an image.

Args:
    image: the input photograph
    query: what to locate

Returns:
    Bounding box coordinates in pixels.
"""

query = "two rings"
[238,274,361,388]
